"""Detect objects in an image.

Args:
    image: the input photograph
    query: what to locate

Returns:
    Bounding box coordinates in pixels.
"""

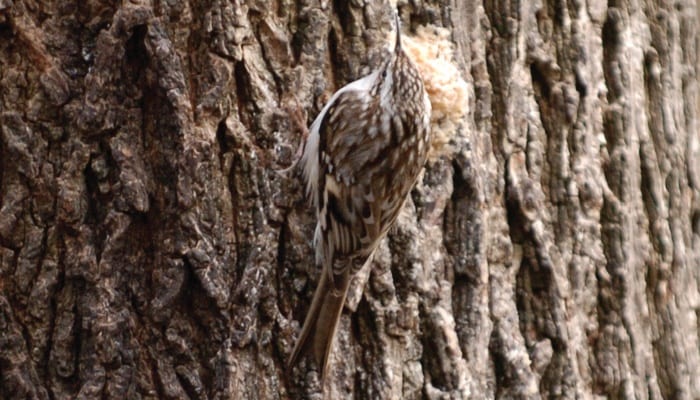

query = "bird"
[288,11,432,383]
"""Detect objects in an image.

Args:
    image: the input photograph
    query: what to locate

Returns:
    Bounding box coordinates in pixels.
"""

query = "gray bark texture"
[0,0,699,399]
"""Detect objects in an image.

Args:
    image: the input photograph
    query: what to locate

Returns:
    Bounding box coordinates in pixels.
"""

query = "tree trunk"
[1,0,698,399]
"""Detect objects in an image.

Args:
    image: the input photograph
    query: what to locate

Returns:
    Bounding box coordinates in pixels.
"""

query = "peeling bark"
[0,0,698,399]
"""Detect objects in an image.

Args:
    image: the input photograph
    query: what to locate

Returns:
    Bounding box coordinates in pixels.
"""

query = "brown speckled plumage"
[289,12,431,382]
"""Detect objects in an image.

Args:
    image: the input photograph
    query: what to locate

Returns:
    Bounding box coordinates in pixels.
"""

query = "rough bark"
[0,0,698,399]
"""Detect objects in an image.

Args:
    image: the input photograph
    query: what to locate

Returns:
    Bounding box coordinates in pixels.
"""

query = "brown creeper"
[289,13,431,380]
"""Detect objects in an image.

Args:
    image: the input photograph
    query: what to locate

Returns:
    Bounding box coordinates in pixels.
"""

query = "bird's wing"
[315,88,394,289]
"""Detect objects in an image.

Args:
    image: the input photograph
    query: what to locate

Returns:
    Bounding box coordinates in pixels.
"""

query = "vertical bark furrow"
[642,1,700,397]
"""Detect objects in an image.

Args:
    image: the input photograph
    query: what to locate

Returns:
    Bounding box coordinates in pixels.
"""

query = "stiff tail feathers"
[288,270,350,381]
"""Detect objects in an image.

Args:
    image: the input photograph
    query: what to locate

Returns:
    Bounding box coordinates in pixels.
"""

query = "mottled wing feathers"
[320,91,385,187]
[314,89,394,287]
[290,19,432,381]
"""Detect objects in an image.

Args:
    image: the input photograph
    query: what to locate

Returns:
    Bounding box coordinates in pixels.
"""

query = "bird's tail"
[288,270,350,381]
